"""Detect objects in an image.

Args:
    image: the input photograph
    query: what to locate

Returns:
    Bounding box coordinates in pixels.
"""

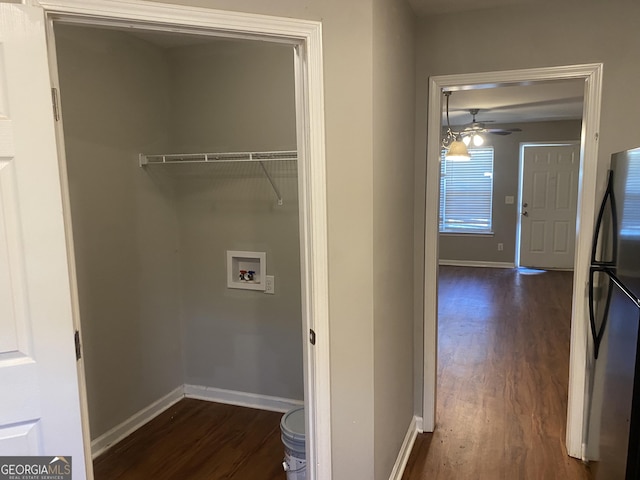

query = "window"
[620,149,640,238]
[439,147,494,234]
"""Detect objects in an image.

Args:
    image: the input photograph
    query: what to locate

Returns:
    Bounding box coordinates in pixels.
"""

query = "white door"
[0,3,87,475]
[519,144,580,269]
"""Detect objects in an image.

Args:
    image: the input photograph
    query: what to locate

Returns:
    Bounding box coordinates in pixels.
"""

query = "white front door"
[519,143,580,269]
[0,3,87,475]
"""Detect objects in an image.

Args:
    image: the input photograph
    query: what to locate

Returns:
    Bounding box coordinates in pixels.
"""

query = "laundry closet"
[53,23,304,454]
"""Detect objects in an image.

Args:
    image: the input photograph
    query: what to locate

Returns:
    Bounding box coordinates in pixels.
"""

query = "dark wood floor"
[93,399,284,480]
[94,267,593,479]
[403,266,592,480]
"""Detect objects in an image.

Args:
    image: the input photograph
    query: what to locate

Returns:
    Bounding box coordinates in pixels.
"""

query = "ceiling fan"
[460,109,523,137]
[442,92,523,159]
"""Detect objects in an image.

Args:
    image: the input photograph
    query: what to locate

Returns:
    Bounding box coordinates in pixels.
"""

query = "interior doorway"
[38,2,330,478]
[52,19,304,469]
[423,64,603,459]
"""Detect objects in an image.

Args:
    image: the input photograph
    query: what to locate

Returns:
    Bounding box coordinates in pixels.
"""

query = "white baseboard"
[439,259,515,269]
[184,384,303,413]
[90,384,302,458]
[415,416,424,433]
[91,385,184,459]
[389,415,421,480]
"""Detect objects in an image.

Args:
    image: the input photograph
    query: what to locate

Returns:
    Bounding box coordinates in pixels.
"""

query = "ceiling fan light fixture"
[446,139,471,161]
[442,91,471,160]
[462,133,484,147]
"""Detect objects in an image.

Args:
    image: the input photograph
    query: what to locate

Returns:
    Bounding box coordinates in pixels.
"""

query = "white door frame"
[424,64,603,459]
[37,1,331,479]
[516,141,581,269]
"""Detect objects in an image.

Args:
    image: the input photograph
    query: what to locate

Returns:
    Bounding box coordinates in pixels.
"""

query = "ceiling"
[444,80,585,127]
[408,0,578,16]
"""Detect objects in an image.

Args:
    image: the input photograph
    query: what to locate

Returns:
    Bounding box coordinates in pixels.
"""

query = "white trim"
[90,386,184,459]
[388,416,421,480]
[439,260,515,269]
[293,27,332,480]
[568,64,603,459]
[415,416,424,433]
[38,0,320,40]
[42,16,95,477]
[40,2,330,479]
[424,64,603,458]
[184,384,303,413]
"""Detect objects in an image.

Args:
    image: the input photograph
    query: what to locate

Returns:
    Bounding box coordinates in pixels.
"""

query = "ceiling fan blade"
[486,127,523,135]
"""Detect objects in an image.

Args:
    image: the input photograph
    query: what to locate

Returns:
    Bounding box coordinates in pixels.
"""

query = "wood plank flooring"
[94,267,593,479]
[403,266,592,480]
[93,399,285,480]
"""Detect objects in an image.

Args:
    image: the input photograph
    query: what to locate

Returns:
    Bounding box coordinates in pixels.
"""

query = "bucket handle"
[282,459,305,473]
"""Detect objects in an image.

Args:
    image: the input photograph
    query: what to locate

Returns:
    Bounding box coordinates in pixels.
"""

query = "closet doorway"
[55,18,305,458]
[42,2,330,479]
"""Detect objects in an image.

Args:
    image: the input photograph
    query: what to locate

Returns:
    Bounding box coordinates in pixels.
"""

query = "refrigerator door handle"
[591,170,618,267]
[589,266,615,359]
[589,267,598,357]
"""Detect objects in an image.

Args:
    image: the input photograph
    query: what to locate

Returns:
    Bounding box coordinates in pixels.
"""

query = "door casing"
[423,64,603,460]
[38,1,331,479]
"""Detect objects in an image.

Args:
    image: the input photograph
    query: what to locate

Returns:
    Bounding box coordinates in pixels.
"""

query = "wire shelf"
[139,150,297,166]
[139,150,298,205]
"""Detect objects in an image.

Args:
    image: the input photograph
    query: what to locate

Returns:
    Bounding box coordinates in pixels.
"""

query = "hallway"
[403,266,592,479]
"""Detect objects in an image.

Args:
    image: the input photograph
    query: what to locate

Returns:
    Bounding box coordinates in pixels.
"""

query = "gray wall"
[167,41,297,153]
[174,170,302,398]
[413,0,640,417]
[372,0,416,478]
[56,25,303,440]
[439,120,581,264]
[165,41,303,399]
[55,25,183,439]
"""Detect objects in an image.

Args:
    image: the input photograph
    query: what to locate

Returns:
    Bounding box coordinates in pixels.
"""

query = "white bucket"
[281,406,306,480]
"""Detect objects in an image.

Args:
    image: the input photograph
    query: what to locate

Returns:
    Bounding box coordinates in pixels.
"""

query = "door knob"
[522,202,528,208]
[522,211,529,217]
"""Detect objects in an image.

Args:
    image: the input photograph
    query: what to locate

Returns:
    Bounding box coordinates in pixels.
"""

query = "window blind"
[440,147,494,233]
[620,149,640,237]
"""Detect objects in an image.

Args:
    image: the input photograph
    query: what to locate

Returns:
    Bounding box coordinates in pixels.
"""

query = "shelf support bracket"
[258,161,284,206]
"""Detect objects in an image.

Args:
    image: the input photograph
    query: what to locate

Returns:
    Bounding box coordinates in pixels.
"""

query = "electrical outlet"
[265,275,275,295]
[497,243,504,251]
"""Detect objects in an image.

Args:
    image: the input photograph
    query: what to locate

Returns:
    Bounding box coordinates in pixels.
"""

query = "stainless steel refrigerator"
[588,146,640,479]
